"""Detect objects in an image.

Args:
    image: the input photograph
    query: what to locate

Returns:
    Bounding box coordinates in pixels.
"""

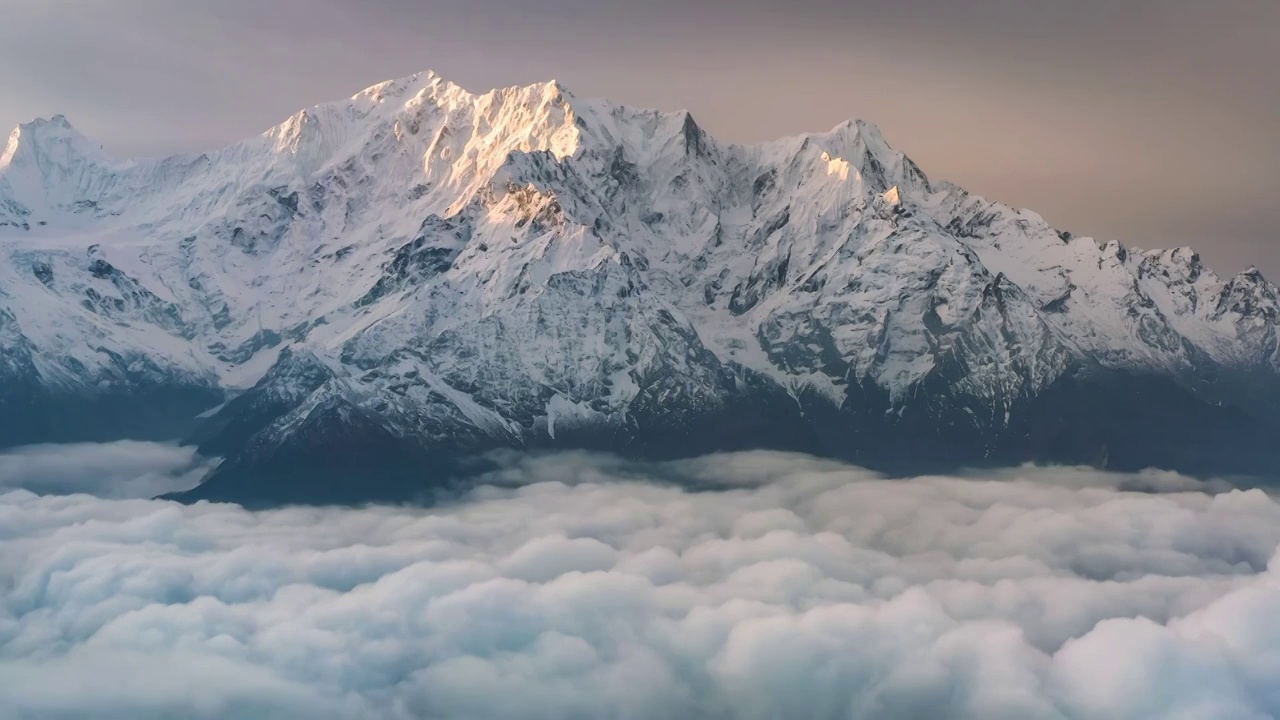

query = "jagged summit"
[1239,265,1269,281]
[1,113,119,227]
[1,68,1278,503]
[3,114,104,166]
[1,70,909,201]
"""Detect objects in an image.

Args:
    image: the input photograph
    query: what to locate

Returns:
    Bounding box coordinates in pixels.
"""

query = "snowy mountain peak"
[2,114,103,169]
[1240,265,1268,281]
[2,68,1279,496]
[243,70,585,187]
[354,69,446,102]
[0,114,116,225]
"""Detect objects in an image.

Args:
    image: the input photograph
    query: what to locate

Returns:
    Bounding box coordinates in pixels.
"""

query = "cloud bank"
[3,451,1280,719]
[0,441,215,499]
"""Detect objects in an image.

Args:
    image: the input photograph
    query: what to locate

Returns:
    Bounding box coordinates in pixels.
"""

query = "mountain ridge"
[1,69,1276,504]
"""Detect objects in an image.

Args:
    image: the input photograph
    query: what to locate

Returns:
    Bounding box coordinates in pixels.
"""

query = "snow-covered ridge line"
[1,68,1277,490]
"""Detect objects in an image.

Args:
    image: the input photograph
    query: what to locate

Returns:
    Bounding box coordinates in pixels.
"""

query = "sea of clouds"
[2,444,1280,719]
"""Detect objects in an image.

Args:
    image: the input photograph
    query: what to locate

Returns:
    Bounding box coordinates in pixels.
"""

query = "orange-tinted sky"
[3,0,1276,276]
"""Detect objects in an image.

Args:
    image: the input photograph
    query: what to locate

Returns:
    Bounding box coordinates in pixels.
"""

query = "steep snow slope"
[1,71,1276,501]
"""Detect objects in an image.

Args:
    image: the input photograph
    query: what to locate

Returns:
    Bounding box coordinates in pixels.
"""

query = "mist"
[0,441,215,499]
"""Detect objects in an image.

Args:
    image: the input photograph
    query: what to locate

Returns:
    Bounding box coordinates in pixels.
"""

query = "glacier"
[1,71,1276,504]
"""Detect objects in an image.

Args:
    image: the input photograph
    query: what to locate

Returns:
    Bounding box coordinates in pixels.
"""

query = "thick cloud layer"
[0,441,215,498]
[3,451,1280,719]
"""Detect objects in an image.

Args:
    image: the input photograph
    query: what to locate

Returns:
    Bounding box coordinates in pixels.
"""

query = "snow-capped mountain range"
[2,71,1276,503]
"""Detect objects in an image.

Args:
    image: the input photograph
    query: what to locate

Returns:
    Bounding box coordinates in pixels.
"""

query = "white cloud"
[2,453,1279,719]
[0,441,215,499]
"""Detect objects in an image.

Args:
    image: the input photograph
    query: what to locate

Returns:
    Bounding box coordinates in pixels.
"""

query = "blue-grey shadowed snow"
[0,441,217,499]
[2,0,1277,276]
[3,451,1280,719]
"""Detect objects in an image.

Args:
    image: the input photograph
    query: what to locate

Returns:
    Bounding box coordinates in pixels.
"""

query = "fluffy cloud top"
[0,441,214,498]
[2,449,1279,719]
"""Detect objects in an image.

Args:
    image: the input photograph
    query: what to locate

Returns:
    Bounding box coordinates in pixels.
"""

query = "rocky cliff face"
[2,71,1276,504]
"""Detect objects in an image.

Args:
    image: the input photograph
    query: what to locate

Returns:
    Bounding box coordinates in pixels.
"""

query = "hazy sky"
[2,0,1276,275]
